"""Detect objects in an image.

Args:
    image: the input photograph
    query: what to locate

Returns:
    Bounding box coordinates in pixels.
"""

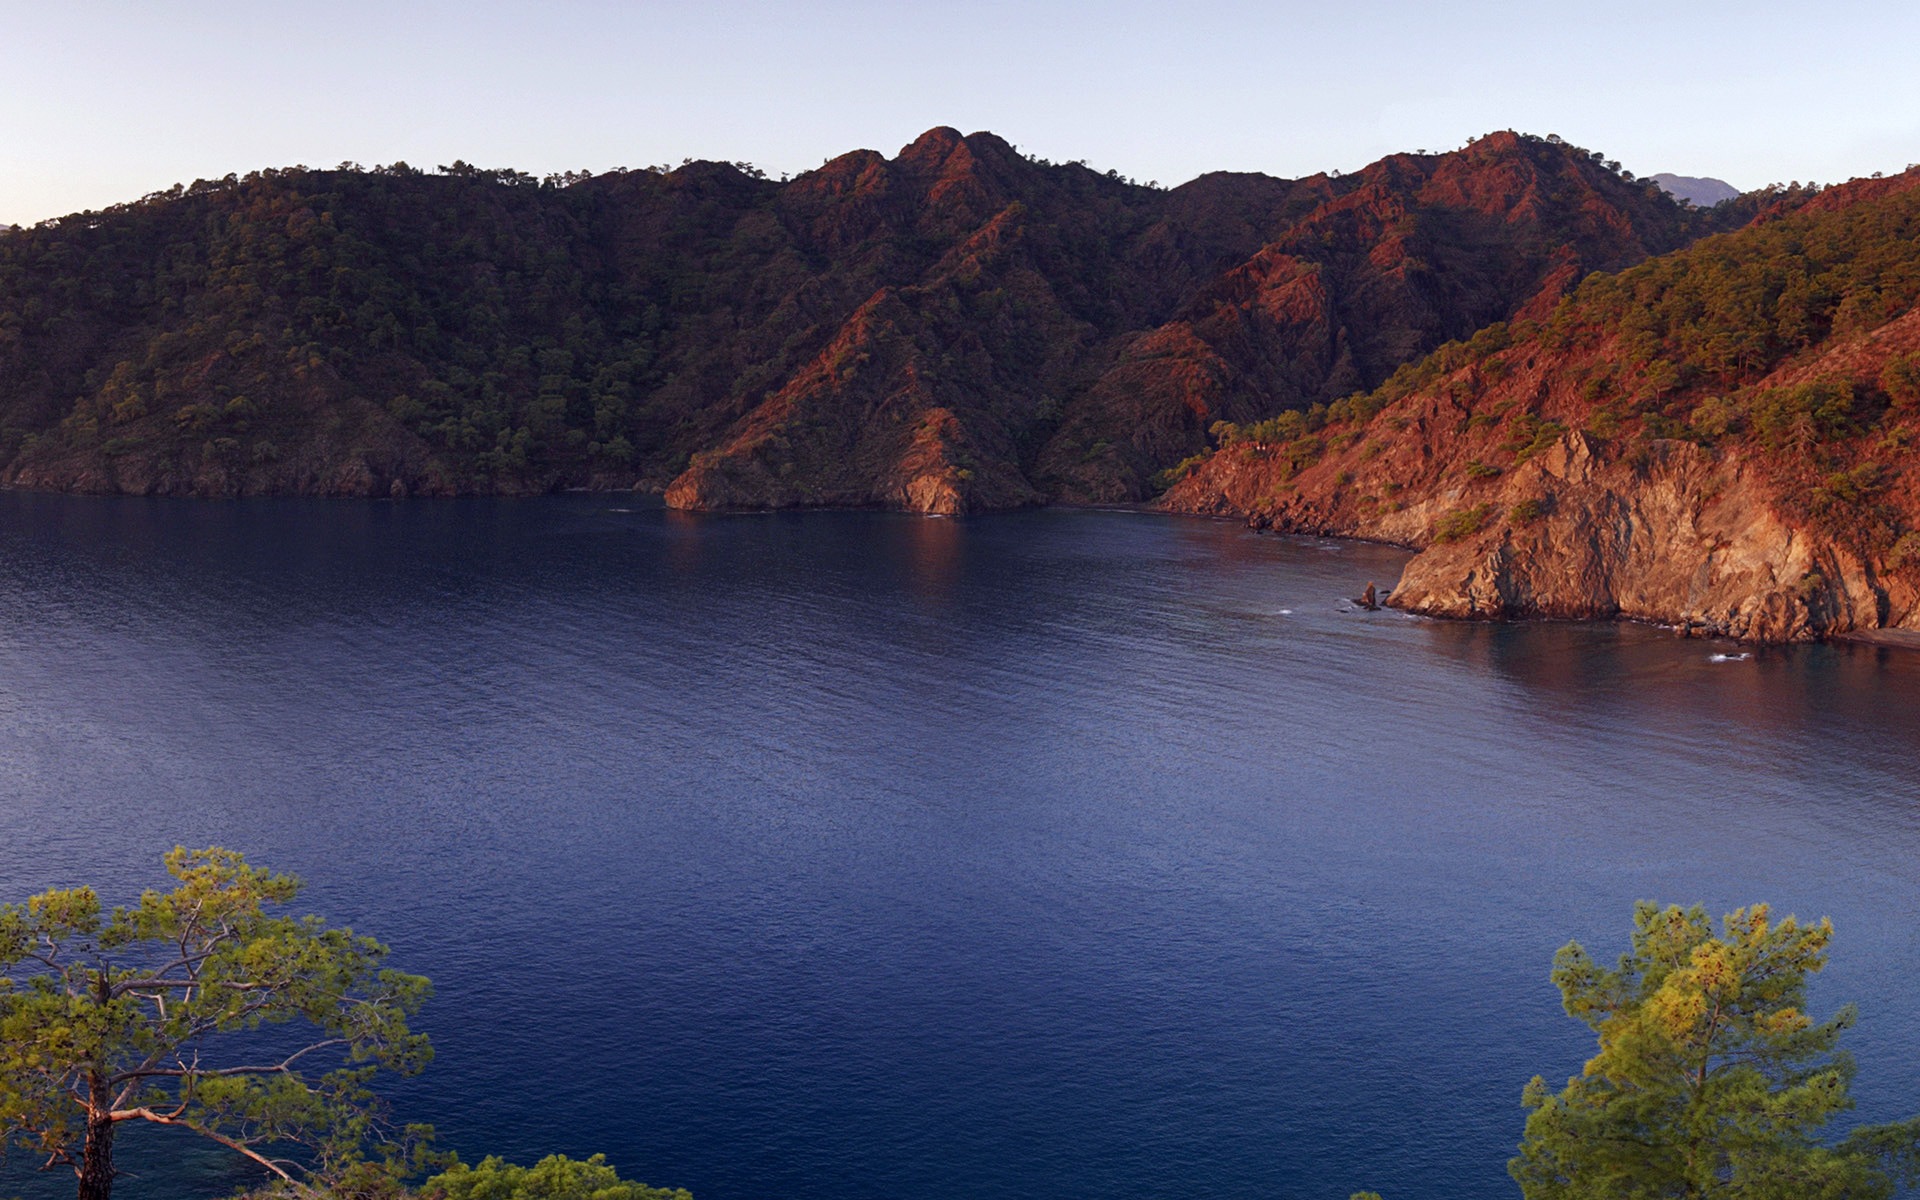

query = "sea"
[2,493,1917,1200]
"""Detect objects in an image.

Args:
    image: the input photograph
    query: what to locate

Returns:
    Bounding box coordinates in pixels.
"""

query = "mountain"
[1164,170,1920,643]
[0,130,1724,508]
[1650,173,1741,207]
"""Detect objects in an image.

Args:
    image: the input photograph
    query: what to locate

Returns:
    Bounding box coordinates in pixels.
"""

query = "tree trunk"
[76,1069,114,1200]
[76,1110,114,1200]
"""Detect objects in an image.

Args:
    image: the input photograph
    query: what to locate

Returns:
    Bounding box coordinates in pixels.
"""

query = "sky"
[3,0,1918,226]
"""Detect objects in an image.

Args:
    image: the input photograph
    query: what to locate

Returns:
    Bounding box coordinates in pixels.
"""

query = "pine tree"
[1512,902,1920,1199]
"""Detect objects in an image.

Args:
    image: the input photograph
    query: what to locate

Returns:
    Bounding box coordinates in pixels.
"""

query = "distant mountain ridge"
[1650,172,1741,206]
[0,129,1731,508]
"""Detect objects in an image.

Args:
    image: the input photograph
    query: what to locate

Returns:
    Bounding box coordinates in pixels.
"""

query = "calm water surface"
[2,494,1919,1200]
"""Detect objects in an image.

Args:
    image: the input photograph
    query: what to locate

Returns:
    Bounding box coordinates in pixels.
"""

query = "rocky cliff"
[1164,170,1920,643]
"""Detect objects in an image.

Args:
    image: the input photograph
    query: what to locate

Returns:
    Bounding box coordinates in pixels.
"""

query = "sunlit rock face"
[1165,169,1920,644]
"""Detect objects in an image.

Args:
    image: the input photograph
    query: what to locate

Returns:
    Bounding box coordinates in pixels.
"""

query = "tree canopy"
[421,1154,691,1200]
[0,847,433,1200]
[1511,901,1920,1200]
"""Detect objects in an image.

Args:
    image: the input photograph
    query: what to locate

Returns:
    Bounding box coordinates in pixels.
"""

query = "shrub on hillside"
[1882,352,1920,409]
[1434,503,1496,543]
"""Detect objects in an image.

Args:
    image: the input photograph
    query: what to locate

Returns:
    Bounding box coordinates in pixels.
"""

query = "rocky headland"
[1164,169,1920,643]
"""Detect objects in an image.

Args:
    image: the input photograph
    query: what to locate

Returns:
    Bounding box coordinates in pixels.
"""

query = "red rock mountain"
[1164,168,1920,643]
[0,129,1719,508]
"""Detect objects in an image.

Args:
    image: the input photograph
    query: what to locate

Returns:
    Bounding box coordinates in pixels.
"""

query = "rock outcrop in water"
[0,130,1723,509]
[1164,169,1920,643]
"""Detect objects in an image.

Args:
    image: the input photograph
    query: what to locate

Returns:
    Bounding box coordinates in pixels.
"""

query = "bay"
[2,493,1918,1200]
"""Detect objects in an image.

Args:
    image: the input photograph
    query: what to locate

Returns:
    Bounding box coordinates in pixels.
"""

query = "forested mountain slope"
[0,129,1723,508]
[1164,169,1920,642]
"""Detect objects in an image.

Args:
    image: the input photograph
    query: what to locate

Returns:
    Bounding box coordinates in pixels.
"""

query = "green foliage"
[1886,531,1920,570]
[1748,379,1862,450]
[1502,414,1567,463]
[0,848,433,1199]
[1573,182,1920,388]
[423,1154,691,1200]
[1248,411,1312,444]
[1511,902,1920,1200]
[1433,503,1496,543]
[1640,358,1685,397]
[1354,324,1517,421]
[1278,435,1326,478]
[0,165,748,489]
[1216,408,1325,449]
[1881,352,1920,409]
[1583,407,1623,439]
[1149,451,1211,493]
[1810,462,1886,511]
[1326,390,1385,425]
[1463,459,1501,480]
[1511,498,1547,523]
[1686,396,1744,441]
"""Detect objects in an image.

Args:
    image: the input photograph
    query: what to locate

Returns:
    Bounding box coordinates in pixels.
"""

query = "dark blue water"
[3,494,1919,1200]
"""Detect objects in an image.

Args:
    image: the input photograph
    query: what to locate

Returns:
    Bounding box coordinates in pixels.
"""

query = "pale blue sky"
[3,0,1917,226]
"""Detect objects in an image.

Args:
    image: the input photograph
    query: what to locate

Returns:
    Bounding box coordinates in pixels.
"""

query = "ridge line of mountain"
[0,128,1754,511]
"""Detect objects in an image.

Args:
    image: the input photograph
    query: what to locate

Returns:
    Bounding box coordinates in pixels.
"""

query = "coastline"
[9,478,1906,652]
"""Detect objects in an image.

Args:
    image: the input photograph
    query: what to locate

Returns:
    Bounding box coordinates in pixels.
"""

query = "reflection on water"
[904,513,964,602]
[1,495,1918,1200]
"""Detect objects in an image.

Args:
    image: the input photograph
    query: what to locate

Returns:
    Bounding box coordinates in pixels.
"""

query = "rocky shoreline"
[1162,422,1920,646]
[7,456,1919,649]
